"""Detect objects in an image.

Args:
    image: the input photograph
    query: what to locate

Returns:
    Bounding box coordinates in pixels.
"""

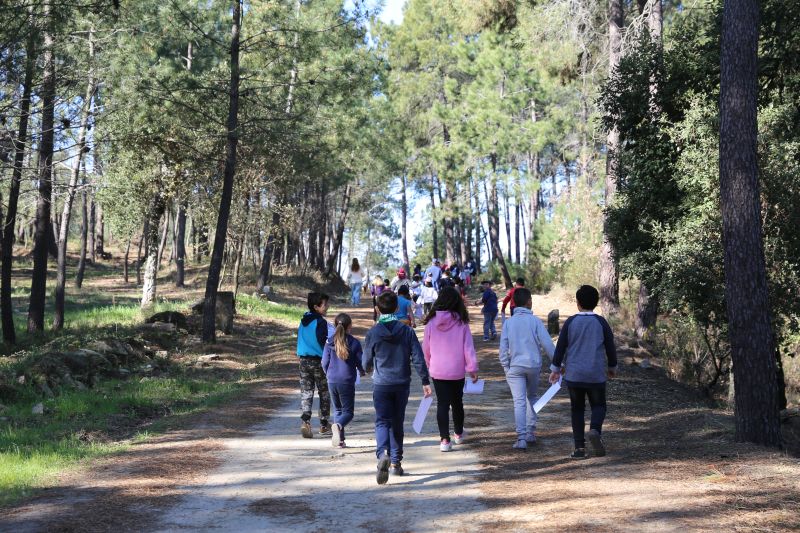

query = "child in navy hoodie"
[322,313,365,448]
[363,291,431,485]
[296,292,332,439]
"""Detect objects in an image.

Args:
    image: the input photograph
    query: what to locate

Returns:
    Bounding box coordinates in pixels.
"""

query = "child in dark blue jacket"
[296,292,332,439]
[322,313,365,448]
[363,291,431,485]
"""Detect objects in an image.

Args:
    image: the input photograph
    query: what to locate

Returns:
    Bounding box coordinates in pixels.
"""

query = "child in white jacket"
[499,288,556,450]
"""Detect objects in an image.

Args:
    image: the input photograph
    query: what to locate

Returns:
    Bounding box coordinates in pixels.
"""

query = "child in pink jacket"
[422,286,479,452]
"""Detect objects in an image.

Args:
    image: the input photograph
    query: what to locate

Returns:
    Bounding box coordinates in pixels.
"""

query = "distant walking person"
[422,287,479,452]
[474,280,498,341]
[424,258,442,290]
[296,292,332,438]
[499,288,556,450]
[501,278,526,320]
[550,285,617,459]
[371,276,388,323]
[349,258,363,306]
[322,313,365,448]
[420,277,438,315]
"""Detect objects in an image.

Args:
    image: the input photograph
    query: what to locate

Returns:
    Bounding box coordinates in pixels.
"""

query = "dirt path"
[2,298,799,532]
[154,306,489,532]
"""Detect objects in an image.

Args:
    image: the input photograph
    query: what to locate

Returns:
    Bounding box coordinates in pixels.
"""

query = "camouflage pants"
[299,357,330,423]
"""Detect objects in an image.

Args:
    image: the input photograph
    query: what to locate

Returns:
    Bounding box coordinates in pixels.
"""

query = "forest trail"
[2,296,799,532]
[153,306,489,532]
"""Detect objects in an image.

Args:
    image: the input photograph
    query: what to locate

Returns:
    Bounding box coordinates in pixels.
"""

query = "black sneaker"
[588,429,606,457]
[390,463,404,476]
[376,451,390,485]
[569,448,586,459]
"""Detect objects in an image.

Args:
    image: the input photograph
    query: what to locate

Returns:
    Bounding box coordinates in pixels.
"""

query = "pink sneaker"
[440,439,453,452]
[454,432,465,444]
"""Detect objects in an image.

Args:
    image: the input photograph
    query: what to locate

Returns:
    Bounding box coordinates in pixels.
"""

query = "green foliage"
[0,374,242,505]
[601,0,800,394]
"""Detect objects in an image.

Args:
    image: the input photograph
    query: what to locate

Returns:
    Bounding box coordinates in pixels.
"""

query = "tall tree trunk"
[473,176,481,275]
[175,201,187,287]
[257,209,279,291]
[1,25,36,344]
[202,0,241,342]
[123,234,131,284]
[514,194,521,265]
[599,0,624,316]
[54,28,96,330]
[636,0,663,339]
[400,174,410,271]
[75,179,89,289]
[28,1,56,333]
[503,181,512,264]
[429,176,438,260]
[141,193,166,307]
[136,223,145,285]
[89,198,96,264]
[486,154,513,287]
[156,208,170,268]
[719,0,780,446]
[325,185,352,277]
[94,202,104,256]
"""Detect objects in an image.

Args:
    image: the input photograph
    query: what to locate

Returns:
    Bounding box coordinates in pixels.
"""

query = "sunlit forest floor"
[0,250,798,532]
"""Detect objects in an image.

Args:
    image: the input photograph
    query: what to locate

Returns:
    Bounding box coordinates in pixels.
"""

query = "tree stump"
[191,292,235,334]
[547,309,560,335]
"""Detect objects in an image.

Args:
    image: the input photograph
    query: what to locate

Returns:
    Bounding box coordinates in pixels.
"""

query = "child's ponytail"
[333,313,352,361]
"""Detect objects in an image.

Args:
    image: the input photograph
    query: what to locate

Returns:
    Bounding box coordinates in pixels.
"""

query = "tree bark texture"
[75,183,89,288]
[599,0,624,316]
[28,2,56,333]
[401,174,410,271]
[719,0,781,446]
[54,28,96,330]
[487,154,513,287]
[175,201,187,287]
[202,0,241,342]
[325,185,351,277]
[141,193,166,308]
[1,26,36,344]
[429,176,438,260]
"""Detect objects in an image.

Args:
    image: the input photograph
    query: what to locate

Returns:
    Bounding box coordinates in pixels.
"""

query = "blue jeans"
[483,310,497,338]
[372,384,410,463]
[329,382,355,437]
[351,282,362,305]
[505,366,540,439]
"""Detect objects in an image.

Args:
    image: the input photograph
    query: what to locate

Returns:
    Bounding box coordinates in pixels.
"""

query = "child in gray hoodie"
[499,288,556,450]
[550,285,617,459]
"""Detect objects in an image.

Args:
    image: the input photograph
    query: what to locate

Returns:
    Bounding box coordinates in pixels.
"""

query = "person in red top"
[501,278,526,318]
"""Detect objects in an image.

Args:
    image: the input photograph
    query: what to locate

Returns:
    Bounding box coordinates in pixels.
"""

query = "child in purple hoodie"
[322,313,365,449]
[422,287,479,452]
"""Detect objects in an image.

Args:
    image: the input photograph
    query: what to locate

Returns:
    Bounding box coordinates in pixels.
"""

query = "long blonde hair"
[333,313,352,361]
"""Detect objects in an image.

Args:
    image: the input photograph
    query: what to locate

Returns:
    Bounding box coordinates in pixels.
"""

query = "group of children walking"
[297,263,617,485]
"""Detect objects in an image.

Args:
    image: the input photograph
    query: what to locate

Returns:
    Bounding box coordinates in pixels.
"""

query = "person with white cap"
[424,258,443,290]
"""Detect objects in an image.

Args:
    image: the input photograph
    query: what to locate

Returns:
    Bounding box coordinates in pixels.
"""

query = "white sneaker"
[453,431,465,444]
[512,439,527,450]
[440,439,453,452]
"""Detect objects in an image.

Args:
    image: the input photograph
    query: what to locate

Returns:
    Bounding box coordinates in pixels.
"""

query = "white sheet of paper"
[533,377,562,413]
[412,396,434,434]
[463,379,485,394]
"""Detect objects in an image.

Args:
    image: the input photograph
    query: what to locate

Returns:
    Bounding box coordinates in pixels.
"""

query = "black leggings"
[568,385,607,448]
[432,378,465,441]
